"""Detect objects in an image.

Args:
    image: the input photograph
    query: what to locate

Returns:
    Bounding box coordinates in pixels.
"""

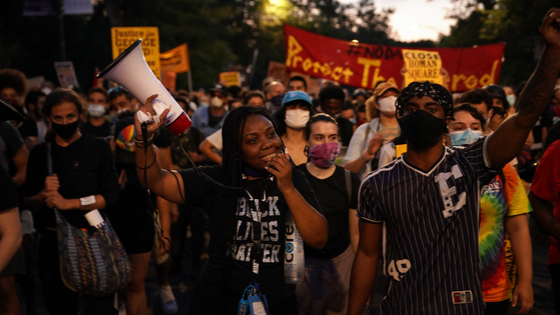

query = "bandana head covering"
[395,81,454,120]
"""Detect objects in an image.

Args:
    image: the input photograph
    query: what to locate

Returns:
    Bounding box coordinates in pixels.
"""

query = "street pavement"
[19,231,557,314]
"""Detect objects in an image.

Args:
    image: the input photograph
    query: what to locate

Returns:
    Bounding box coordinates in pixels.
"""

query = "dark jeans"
[551,263,560,315]
[37,229,118,315]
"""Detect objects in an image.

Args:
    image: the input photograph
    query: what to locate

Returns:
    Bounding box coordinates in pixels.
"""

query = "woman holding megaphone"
[135,94,328,315]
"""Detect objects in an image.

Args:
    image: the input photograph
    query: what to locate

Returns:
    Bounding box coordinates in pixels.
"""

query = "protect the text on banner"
[284,24,505,92]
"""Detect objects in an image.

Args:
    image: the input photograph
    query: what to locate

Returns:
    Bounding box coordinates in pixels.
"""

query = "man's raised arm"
[487,8,560,169]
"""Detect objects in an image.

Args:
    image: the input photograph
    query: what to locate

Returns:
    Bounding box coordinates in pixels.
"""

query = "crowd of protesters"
[2,6,560,315]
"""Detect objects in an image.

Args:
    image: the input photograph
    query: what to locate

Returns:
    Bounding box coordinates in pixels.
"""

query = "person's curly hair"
[0,69,28,96]
[458,88,493,114]
[453,103,487,131]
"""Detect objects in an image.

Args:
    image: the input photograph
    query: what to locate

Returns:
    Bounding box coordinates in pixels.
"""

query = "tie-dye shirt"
[480,163,532,302]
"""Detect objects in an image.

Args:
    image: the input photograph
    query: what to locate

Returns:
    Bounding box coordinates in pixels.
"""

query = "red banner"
[284,24,505,92]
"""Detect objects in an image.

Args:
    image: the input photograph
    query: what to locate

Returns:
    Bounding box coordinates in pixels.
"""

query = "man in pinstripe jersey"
[349,8,560,315]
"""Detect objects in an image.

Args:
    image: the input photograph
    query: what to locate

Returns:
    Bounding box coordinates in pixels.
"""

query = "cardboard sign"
[54,61,79,88]
[402,49,443,86]
[284,24,505,92]
[111,27,161,80]
[160,43,190,73]
[219,72,241,87]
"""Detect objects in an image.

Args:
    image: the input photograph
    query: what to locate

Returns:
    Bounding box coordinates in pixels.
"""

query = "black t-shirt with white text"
[179,166,321,314]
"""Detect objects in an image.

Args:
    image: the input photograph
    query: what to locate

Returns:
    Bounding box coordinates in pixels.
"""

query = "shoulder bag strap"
[46,142,65,224]
[46,142,53,176]
[344,169,352,207]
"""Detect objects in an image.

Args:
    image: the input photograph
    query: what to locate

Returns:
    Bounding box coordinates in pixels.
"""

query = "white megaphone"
[97,39,192,135]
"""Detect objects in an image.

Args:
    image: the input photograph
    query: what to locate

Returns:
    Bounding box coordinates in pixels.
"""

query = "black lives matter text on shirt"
[230,191,283,265]
[178,166,321,313]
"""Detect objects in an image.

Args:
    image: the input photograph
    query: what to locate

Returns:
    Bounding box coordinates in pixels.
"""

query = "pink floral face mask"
[308,142,340,169]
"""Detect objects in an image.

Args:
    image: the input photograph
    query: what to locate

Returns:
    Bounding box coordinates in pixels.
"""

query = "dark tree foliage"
[441,0,557,86]
[0,0,420,91]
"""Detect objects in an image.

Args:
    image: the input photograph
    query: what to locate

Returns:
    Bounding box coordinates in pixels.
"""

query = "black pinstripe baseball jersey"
[358,136,495,315]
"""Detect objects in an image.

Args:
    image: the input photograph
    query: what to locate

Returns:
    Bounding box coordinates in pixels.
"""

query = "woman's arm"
[134,95,189,205]
[154,144,173,256]
[156,196,172,256]
[349,209,359,253]
[0,208,22,273]
[11,145,28,187]
[344,133,383,174]
[267,153,328,249]
[505,214,534,313]
[199,138,222,165]
[348,220,383,315]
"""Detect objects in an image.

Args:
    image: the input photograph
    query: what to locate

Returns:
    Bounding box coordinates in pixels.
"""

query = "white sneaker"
[161,285,178,314]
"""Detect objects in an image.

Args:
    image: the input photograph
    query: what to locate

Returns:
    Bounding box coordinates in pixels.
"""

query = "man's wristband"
[80,195,96,206]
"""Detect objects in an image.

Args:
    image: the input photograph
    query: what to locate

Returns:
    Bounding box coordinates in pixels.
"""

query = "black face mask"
[51,120,79,139]
[243,163,270,178]
[398,110,447,150]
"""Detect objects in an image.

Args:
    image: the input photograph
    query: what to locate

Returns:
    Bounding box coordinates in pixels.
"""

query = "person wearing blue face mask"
[448,103,486,147]
[80,87,115,140]
[449,103,534,315]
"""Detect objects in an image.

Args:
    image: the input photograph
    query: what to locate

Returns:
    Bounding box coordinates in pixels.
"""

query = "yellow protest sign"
[111,27,161,80]
[395,144,407,158]
[160,43,190,73]
[402,49,443,86]
[219,72,241,87]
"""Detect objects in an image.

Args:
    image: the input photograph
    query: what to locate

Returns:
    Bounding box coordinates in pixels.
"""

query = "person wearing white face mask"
[191,84,229,138]
[343,82,400,178]
[80,87,115,140]
[273,91,314,166]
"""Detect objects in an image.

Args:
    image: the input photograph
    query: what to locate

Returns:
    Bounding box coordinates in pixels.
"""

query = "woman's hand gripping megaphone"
[134,94,170,140]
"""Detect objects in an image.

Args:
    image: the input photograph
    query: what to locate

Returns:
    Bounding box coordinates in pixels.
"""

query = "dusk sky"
[341,0,456,42]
